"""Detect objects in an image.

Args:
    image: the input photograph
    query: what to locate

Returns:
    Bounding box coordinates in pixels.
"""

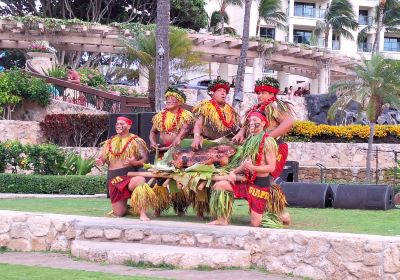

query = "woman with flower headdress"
[149,87,194,216]
[191,78,240,150]
[232,77,295,179]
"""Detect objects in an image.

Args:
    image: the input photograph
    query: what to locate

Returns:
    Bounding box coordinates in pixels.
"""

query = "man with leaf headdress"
[233,77,294,179]
[191,78,240,149]
[208,111,287,227]
[96,116,156,221]
[150,87,194,216]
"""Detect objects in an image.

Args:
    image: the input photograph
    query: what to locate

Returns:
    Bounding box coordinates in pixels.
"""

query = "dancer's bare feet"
[177,210,185,217]
[154,209,161,217]
[197,210,204,220]
[207,218,228,225]
[139,210,150,221]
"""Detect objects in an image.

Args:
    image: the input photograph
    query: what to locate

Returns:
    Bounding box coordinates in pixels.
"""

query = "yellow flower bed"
[289,121,400,141]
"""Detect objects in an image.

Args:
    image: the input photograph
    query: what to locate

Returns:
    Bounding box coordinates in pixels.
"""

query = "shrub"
[0,68,51,118]
[40,114,109,147]
[0,173,106,194]
[288,121,400,142]
[77,67,107,88]
[0,141,66,174]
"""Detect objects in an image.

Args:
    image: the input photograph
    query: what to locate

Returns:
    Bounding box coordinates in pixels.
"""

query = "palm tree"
[311,0,358,49]
[233,0,252,107]
[358,0,400,54]
[155,0,170,111]
[209,10,237,34]
[255,0,287,37]
[328,54,400,182]
[124,28,202,109]
[216,0,243,35]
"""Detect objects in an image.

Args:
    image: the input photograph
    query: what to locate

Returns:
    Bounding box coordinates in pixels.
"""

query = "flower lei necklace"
[107,134,137,158]
[210,99,234,128]
[245,132,269,184]
[161,107,183,132]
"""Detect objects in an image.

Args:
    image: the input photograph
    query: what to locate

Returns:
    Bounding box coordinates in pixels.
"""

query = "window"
[293,30,312,45]
[358,38,372,52]
[332,34,340,50]
[294,2,315,17]
[259,27,275,39]
[384,37,400,52]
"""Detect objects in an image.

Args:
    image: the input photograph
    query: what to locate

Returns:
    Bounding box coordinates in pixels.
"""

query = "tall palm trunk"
[366,122,375,182]
[373,2,385,54]
[220,4,227,35]
[255,18,261,36]
[233,0,252,108]
[155,0,170,111]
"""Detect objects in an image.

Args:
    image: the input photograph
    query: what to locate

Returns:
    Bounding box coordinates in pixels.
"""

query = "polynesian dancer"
[208,111,287,227]
[150,87,194,216]
[233,77,295,179]
[96,116,157,220]
[191,78,240,219]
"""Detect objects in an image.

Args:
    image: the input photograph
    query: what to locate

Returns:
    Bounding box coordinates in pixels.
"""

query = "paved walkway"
[0,252,300,280]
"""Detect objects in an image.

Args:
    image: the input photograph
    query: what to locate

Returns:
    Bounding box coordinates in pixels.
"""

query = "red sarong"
[108,175,132,203]
[232,182,271,215]
[271,142,288,178]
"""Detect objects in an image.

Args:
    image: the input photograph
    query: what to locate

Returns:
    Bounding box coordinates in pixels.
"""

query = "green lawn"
[0,198,399,236]
[0,263,164,280]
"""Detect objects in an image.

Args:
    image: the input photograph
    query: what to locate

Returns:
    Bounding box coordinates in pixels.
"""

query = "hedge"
[0,174,106,195]
[287,121,400,143]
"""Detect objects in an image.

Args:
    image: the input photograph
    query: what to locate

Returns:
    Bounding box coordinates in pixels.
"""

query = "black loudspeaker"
[108,113,139,138]
[333,184,395,210]
[137,112,157,145]
[279,161,299,182]
[279,182,334,208]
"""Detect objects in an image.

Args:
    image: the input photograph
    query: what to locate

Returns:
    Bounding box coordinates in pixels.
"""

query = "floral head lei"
[165,86,186,103]
[208,78,230,94]
[254,77,280,94]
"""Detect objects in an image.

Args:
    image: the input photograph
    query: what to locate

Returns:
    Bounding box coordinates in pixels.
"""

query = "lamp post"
[156,45,165,112]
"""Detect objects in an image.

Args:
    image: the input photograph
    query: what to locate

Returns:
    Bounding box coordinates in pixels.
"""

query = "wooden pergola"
[0,18,358,87]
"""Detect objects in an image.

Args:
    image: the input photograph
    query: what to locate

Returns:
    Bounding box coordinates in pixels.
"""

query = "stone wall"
[0,120,45,144]
[288,142,399,169]
[299,167,396,185]
[12,100,107,122]
[0,210,399,279]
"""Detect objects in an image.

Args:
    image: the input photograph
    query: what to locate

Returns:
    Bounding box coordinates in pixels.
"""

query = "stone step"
[71,240,251,269]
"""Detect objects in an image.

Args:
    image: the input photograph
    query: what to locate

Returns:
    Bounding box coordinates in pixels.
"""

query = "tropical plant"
[215,0,243,35]
[255,0,287,37]
[61,152,96,175]
[209,10,237,34]
[358,0,400,54]
[44,65,67,79]
[311,0,358,49]
[328,54,400,182]
[124,28,203,108]
[0,72,21,120]
[233,0,252,107]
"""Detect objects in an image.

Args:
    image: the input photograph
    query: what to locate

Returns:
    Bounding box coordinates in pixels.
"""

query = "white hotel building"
[200,0,400,94]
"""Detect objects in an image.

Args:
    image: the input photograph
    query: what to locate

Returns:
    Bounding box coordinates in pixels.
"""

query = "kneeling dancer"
[209,111,287,227]
[97,116,156,220]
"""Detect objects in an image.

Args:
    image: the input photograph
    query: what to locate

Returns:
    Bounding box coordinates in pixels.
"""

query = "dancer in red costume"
[233,77,294,178]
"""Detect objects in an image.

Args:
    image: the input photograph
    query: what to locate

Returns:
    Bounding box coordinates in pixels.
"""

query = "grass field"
[0,198,399,236]
[0,263,164,280]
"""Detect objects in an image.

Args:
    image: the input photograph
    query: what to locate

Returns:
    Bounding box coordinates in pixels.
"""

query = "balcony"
[384,41,400,52]
[294,7,326,18]
[358,42,372,52]
[358,15,374,25]
[293,35,324,47]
